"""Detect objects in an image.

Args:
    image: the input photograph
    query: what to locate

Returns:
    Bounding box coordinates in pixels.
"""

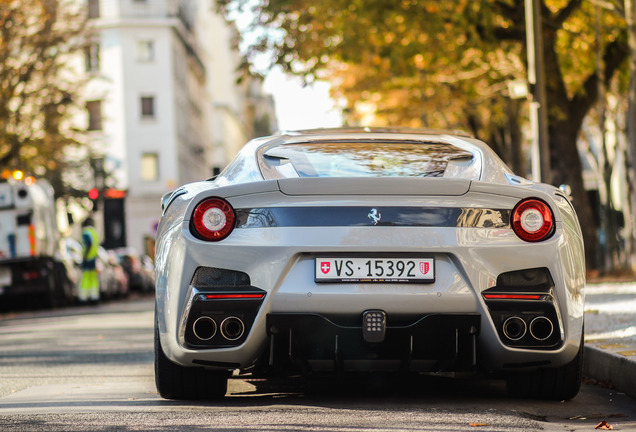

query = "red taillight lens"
[191,198,235,241]
[511,199,554,242]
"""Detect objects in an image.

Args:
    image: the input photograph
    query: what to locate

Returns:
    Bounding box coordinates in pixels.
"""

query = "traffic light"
[88,188,99,209]
[88,188,99,200]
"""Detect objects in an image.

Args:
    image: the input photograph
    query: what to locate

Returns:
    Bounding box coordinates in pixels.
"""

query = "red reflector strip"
[205,293,264,300]
[28,225,36,256]
[483,294,542,300]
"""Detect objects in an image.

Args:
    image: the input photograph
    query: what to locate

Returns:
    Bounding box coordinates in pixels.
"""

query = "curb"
[583,344,636,399]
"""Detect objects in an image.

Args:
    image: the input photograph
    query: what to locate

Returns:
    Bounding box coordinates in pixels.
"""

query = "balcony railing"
[88,0,195,31]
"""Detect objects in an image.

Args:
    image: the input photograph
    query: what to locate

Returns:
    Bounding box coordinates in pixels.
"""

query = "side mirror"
[559,184,573,200]
[161,187,187,212]
[161,191,173,212]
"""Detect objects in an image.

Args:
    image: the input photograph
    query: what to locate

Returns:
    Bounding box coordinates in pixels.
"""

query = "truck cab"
[0,176,71,307]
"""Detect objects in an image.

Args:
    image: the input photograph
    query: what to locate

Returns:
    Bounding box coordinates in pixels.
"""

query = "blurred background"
[1,0,636,299]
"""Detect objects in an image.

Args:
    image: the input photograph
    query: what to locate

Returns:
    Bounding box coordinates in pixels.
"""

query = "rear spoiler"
[276,177,471,196]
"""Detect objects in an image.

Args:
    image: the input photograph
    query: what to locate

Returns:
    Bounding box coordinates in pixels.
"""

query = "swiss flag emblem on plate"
[320,262,331,274]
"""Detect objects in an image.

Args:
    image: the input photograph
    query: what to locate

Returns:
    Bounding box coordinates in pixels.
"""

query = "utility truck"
[0,175,73,307]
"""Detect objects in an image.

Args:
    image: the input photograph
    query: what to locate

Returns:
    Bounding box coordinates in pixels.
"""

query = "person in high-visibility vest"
[79,217,100,304]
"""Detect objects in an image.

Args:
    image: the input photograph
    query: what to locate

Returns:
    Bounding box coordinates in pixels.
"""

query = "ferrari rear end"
[154,129,585,400]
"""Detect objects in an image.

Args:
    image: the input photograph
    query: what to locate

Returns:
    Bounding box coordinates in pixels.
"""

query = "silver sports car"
[154,127,586,400]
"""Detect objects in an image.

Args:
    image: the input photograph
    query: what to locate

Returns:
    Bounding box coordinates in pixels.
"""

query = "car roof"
[279,126,474,139]
[212,126,517,187]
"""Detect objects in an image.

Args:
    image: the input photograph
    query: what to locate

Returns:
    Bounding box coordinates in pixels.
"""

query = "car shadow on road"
[230,372,508,404]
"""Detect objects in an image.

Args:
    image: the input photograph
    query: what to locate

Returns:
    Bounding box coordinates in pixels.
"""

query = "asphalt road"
[0,297,635,432]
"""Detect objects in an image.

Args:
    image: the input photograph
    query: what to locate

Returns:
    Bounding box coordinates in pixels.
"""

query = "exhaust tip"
[502,316,527,341]
[220,316,245,341]
[529,316,554,341]
[193,316,217,341]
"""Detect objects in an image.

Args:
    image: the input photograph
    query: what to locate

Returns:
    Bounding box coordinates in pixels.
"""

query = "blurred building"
[79,0,277,255]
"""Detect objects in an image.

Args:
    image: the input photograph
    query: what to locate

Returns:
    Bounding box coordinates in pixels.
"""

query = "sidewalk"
[583,281,636,398]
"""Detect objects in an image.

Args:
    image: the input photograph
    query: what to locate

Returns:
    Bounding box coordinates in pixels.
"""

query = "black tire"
[506,336,583,400]
[154,318,229,400]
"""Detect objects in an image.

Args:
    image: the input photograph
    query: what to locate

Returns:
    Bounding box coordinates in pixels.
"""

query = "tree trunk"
[549,122,598,270]
[625,0,636,271]
[541,25,599,271]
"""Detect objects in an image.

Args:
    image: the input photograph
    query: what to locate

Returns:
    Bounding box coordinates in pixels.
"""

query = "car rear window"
[259,141,477,179]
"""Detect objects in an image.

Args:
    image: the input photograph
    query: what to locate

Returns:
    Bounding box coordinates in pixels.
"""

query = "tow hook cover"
[362,310,386,343]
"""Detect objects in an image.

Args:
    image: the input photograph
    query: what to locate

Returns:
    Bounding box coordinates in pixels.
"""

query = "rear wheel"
[506,336,583,400]
[154,318,229,400]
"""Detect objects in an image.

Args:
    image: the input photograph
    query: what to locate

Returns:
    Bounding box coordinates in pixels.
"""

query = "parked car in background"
[96,246,117,299]
[57,237,83,303]
[141,254,156,292]
[97,247,131,300]
[108,249,129,298]
[154,127,586,401]
[62,238,130,301]
[117,248,154,293]
[61,237,82,300]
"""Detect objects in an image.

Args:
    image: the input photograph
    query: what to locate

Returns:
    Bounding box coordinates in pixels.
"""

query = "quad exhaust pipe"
[193,316,217,341]
[502,316,526,341]
[220,316,245,341]
[502,316,554,341]
[192,316,246,341]
[529,316,554,341]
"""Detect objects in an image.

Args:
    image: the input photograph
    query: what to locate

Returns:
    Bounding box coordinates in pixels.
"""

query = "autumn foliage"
[0,0,89,198]
[219,0,631,270]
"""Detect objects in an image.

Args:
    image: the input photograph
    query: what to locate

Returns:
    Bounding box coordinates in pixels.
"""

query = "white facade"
[195,5,278,170]
[80,0,275,255]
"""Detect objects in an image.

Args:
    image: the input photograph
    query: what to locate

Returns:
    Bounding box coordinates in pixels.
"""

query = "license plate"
[0,266,12,287]
[315,257,434,283]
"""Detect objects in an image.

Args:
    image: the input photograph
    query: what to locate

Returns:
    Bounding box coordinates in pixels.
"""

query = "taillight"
[511,198,554,242]
[191,198,235,241]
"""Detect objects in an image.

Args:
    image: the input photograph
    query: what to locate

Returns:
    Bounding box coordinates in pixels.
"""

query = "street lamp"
[525,0,552,184]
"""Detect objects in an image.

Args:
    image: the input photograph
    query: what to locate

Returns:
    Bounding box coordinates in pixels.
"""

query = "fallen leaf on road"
[595,421,613,430]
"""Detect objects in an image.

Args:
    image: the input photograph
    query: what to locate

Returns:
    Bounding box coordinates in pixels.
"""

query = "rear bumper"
[0,258,53,296]
[266,312,480,373]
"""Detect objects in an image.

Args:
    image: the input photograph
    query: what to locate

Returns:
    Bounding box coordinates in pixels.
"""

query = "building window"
[141,96,155,118]
[86,100,102,131]
[87,0,100,19]
[84,43,100,73]
[137,40,154,62]
[141,153,159,182]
